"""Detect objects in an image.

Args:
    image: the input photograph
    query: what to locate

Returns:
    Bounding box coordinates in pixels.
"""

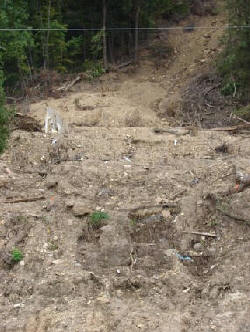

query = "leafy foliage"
[0,0,34,87]
[90,211,109,229]
[0,69,11,154]
[0,0,218,93]
[217,1,250,100]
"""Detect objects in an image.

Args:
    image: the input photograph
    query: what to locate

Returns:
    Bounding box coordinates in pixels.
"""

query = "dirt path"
[1,3,250,331]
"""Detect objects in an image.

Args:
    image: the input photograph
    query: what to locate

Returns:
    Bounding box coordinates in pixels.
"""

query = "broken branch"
[182,231,217,238]
[216,206,250,227]
[2,196,45,203]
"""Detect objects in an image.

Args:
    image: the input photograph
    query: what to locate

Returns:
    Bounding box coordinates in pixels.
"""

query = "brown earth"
[1,2,250,331]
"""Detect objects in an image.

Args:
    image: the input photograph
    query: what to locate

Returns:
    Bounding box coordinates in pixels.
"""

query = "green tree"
[218,0,250,100]
[0,0,34,88]
[0,66,11,154]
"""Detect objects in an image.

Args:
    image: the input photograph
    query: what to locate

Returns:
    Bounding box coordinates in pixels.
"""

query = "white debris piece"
[44,107,64,135]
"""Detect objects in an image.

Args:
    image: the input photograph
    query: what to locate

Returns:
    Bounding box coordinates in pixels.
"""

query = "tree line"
[0,0,250,152]
[0,0,191,90]
[218,0,250,102]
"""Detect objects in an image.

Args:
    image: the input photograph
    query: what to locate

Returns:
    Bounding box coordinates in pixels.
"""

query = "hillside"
[1,3,250,332]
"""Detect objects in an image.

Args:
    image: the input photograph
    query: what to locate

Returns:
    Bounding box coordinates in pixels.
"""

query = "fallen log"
[2,195,45,203]
[182,231,217,238]
[55,75,82,93]
[209,123,250,133]
[216,206,250,227]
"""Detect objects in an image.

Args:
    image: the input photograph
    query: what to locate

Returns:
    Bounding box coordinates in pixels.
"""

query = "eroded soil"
[1,4,250,332]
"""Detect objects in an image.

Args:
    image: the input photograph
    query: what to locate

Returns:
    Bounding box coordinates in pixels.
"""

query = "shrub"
[217,1,250,101]
[89,211,109,229]
[0,71,11,154]
[83,60,105,80]
[11,248,24,263]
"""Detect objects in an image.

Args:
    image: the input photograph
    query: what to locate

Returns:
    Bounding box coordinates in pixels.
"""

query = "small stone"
[0,176,9,188]
[164,249,177,257]
[72,203,92,217]
[162,209,171,219]
[65,200,74,208]
[52,259,64,265]
[46,177,58,189]
[20,260,25,266]
[193,243,202,251]
[116,290,123,297]
[96,294,110,304]
[208,247,216,256]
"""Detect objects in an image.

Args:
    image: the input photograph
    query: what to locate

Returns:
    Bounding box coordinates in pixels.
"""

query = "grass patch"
[89,211,109,229]
[11,248,24,263]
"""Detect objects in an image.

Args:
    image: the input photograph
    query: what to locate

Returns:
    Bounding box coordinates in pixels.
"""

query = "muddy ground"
[1,3,250,332]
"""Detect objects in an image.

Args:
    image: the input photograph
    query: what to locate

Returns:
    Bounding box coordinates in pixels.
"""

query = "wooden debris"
[134,243,156,246]
[153,124,250,136]
[233,115,250,125]
[153,127,190,135]
[210,123,250,133]
[204,83,221,96]
[215,143,228,153]
[2,196,45,203]
[216,206,250,227]
[119,202,178,212]
[114,60,132,70]
[171,189,187,200]
[182,231,217,238]
[55,75,82,93]
[13,113,42,132]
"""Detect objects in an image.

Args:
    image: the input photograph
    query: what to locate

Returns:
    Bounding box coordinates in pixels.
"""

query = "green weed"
[89,211,109,229]
[11,248,24,263]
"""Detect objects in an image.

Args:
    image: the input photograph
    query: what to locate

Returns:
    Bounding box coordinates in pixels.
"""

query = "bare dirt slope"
[1,3,250,332]
[28,4,226,129]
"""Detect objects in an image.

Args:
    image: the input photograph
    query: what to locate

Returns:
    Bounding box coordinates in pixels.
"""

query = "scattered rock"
[164,249,177,257]
[207,246,216,256]
[45,177,58,189]
[0,176,9,188]
[96,293,110,304]
[72,203,92,217]
[193,243,203,251]
[65,199,75,208]
[215,143,229,153]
